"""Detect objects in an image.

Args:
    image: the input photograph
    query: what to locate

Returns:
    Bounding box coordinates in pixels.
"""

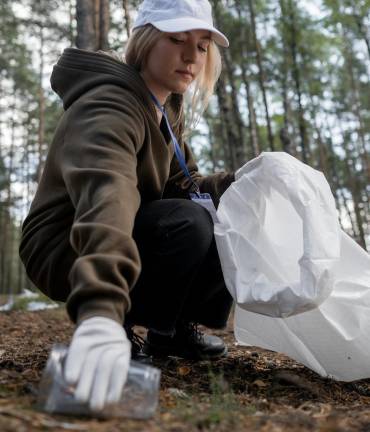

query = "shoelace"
[125,325,146,354]
[182,322,203,343]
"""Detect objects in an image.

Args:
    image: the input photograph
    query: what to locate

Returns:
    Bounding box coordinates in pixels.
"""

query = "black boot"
[143,322,227,360]
[124,324,152,364]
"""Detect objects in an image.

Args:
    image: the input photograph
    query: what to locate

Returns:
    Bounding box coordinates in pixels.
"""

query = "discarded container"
[38,344,161,419]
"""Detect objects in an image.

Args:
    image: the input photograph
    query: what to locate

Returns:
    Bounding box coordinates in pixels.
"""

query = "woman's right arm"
[61,85,144,325]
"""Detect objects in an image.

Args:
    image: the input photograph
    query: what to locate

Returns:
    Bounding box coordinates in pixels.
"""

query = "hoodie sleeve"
[61,87,144,325]
[164,141,235,208]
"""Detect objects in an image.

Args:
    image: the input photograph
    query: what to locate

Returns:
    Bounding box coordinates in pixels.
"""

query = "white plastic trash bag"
[215,152,341,317]
[234,230,370,381]
[214,152,370,381]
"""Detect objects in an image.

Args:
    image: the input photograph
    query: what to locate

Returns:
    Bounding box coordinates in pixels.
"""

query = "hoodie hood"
[51,48,155,115]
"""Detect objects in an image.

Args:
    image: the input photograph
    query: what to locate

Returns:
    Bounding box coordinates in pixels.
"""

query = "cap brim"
[152,17,229,48]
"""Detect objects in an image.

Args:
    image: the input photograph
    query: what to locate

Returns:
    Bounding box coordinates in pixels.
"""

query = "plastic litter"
[215,152,342,317]
[38,344,161,418]
[215,152,370,380]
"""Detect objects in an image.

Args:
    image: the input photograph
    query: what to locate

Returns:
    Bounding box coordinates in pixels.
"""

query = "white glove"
[64,316,131,412]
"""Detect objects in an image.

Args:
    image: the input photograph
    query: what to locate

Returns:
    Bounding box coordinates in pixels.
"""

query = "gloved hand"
[64,316,131,412]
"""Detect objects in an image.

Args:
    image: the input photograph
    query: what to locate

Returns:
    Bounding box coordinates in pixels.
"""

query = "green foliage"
[10,291,59,311]
[172,369,255,429]
[0,0,369,296]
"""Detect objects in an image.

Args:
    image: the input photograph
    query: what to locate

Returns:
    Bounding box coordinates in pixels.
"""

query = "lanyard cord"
[150,93,200,196]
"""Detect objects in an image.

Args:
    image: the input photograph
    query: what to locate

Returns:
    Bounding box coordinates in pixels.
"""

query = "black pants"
[126,199,233,334]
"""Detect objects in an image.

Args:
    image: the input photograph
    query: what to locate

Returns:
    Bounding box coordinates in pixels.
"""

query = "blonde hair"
[124,25,222,134]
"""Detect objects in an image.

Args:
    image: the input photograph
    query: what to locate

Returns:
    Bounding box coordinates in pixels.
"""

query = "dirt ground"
[1,308,370,432]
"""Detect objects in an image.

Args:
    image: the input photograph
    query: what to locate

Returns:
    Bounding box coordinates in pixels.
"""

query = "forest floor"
[1,306,370,432]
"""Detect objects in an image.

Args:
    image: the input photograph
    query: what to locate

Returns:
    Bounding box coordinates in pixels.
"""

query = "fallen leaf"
[252,379,268,388]
[178,366,191,376]
[168,388,189,399]
[162,412,172,422]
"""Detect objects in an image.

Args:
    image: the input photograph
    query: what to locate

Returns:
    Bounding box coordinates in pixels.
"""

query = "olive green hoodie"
[19,48,234,325]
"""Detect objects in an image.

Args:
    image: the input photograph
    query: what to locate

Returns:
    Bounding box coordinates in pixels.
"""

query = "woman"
[20,0,235,411]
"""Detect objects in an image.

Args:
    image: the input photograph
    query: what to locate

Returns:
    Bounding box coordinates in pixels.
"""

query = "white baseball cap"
[133,0,229,48]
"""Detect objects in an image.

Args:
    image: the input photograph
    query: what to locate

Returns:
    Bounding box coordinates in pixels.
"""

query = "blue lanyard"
[150,93,200,196]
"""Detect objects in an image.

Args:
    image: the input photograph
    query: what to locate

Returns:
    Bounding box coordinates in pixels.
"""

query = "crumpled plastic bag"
[215,152,341,317]
[214,152,370,381]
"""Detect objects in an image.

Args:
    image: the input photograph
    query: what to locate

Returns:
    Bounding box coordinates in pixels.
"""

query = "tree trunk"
[209,0,237,170]
[341,29,369,241]
[279,58,293,155]
[342,30,370,184]
[122,0,131,39]
[247,0,275,151]
[98,0,110,50]
[1,96,16,294]
[278,0,293,154]
[76,0,96,50]
[212,1,246,167]
[241,61,260,158]
[339,187,357,236]
[305,85,328,172]
[215,72,238,171]
[323,128,345,229]
[349,0,370,61]
[76,0,110,51]
[25,119,33,292]
[339,121,367,249]
[36,25,45,183]
[0,199,6,292]
[69,0,75,46]
[203,111,222,171]
[0,77,4,291]
[328,136,359,241]
[235,0,260,158]
[344,159,366,250]
[17,222,24,293]
[286,0,309,164]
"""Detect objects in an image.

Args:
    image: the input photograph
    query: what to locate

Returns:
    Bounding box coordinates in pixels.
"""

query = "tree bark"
[76,0,110,51]
[215,72,238,171]
[342,30,370,184]
[278,0,293,155]
[98,0,110,50]
[286,0,309,163]
[36,25,45,183]
[203,110,223,171]
[122,0,131,39]
[349,0,370,61]
[235,0,260,158]
[212,1,246,167]
[76,0,96,50]
[69,0,75,46]
[1,95,16,294]
[339,120,367,250]
[247,0,275,151]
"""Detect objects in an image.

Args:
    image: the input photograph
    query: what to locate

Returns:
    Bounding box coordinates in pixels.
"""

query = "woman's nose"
[182,44,198,64]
